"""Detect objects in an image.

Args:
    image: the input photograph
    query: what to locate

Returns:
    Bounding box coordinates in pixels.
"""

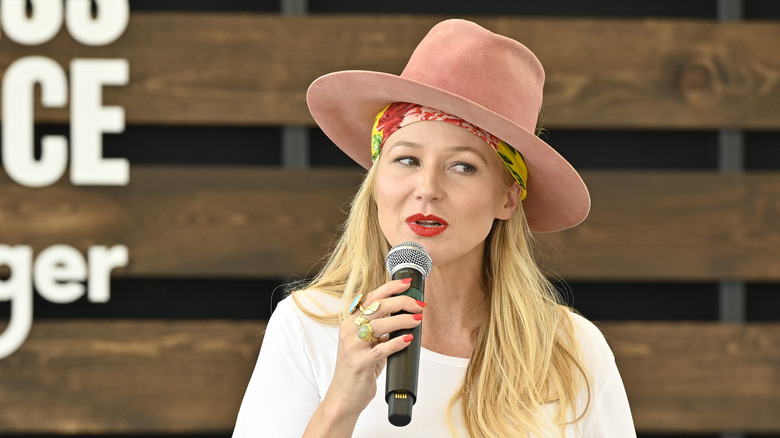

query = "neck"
[419,260,487,358]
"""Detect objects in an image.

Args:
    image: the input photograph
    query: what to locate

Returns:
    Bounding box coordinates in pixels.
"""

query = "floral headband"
[371,102,528,200]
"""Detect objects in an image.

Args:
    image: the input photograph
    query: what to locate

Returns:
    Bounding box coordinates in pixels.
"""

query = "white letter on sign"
[70,58,130,185]
[66,0,129,46]
[1,0,63,45]
[88,245,128,303]
[34,244,88,304]
[0,245,33,360]
[2,56,69,187]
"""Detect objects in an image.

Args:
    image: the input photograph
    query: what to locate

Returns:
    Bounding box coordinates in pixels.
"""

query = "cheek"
[459,186,508,226]
[487,176,514,217]
[374,172,395,212]
[374,172,404,231]
[375,165,414,203]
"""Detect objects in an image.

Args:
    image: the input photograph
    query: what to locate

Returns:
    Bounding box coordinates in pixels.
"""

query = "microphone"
[384,241,432,427]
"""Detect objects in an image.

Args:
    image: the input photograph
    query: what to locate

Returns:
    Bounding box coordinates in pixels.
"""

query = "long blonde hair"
[292,158,589,437]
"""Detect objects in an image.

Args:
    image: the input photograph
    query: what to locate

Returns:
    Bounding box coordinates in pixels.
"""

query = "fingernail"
[415,299,427,308]
[413,313,423,320]
[403,334,414,342]
[401,278,412,284]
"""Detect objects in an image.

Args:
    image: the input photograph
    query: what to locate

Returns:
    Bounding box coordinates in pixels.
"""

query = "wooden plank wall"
[1,10,779,436]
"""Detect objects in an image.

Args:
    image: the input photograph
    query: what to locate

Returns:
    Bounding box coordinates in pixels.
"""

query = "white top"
[233,290,636,437]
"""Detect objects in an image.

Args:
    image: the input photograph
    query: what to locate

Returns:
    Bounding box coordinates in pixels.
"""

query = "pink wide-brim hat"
[306,19,590,232]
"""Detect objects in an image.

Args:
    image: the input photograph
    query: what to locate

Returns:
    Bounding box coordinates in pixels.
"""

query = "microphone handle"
[386,267,425,427]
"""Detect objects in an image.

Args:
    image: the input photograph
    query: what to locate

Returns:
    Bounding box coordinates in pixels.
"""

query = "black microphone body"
[384,242,432,427]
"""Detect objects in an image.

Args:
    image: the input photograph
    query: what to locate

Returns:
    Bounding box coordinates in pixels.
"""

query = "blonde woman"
[233,19,635,437]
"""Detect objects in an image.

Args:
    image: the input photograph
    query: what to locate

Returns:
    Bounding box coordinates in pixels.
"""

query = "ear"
[495,182,522,220]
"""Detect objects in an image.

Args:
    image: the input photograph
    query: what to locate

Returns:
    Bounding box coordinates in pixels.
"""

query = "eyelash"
[395,156,477,174]
[451,162,477,174]
[396,156,420,167]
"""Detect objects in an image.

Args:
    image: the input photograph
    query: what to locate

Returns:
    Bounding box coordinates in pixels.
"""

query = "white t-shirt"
[233,290,636,437]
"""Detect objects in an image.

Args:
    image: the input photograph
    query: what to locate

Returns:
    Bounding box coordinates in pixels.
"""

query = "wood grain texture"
[602,322,780,433]
[0,167,363,278]
[538,171,780,281]
[0,319,265,434]
[1,14,778,129]
[1,168,779,281]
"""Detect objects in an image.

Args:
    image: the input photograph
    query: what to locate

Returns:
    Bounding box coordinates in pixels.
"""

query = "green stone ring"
[357,322,379,342]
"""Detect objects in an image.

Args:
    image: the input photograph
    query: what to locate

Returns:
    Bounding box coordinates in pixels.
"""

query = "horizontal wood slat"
[1,14,779,129]
[539,171,780,281]
[1,319,777,433]
[1,168,779,281]
[602,322,780,433]
[0,167,363,278]
[0,319,265,434]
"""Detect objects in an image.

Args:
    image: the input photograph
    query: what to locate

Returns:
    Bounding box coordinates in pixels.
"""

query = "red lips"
[405,213,449,237]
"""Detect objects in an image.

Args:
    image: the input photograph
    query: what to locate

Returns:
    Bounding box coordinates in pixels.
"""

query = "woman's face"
[375,121,520,269]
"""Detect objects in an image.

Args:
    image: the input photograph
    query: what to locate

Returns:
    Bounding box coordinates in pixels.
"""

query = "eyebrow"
[388,141,422,150]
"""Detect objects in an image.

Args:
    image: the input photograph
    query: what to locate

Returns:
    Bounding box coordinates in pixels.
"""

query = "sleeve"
[232,297,323,438]
[572,314,637,438]
[581,358,637,437]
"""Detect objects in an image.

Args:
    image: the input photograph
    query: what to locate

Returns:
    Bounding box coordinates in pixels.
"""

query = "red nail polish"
[413,313,423,320]
[401,278,412,284]
[403,334,414,342]
[415,299,427,308]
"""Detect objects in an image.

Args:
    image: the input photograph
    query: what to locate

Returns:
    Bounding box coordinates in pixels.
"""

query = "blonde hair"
[291,156,589,437]
[451,184,589,437]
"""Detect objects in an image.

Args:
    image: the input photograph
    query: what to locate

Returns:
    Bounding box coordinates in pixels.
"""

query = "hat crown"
[401,19,545,133]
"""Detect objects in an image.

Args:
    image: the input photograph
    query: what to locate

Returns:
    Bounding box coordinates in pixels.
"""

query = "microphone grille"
[385,241,433,278]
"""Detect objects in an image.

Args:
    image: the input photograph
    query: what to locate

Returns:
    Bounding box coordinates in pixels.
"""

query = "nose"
[414,165,445,202]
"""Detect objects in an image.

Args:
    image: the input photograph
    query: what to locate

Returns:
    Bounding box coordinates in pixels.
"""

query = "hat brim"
[307,70,590,232]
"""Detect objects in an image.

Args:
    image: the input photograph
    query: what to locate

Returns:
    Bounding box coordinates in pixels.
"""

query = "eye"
[451,162,477,174]
[395,156,420,167]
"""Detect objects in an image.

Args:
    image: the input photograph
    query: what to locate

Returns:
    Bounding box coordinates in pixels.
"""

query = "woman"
[233,19,636,437]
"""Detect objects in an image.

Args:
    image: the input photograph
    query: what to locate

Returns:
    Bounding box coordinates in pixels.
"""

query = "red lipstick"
[405,213,449,237]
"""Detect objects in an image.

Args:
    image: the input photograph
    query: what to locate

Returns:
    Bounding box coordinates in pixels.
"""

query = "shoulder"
[285,289,343,313]
[262,290,342,359]
[270,289,343,329]
[564,310,618,386]
[565,312,638,436]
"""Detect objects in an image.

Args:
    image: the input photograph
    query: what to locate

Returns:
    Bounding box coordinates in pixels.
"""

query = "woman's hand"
[303,278,426,436]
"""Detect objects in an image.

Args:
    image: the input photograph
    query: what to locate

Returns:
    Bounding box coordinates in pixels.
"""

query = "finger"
[348,312,419,349]
[355,295,425,323]
[365,278,413,301]
[364,313,422,340]
[368,332,416,359]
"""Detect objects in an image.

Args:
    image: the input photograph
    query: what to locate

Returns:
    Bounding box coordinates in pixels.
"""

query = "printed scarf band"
[371,102,528,200]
